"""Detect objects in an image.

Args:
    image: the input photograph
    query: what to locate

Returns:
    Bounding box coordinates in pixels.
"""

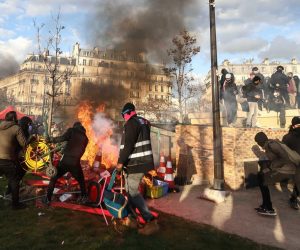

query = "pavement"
[147,184,300,250]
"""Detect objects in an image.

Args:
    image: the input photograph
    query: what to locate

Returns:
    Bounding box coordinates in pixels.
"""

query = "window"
[161,85,164,92]
[149,94,152,99]
[160,77,163,82]
[82,68,85,74]
[88,60,93,66]
[83,59,86,65]
[149,84,152,91]
[161,95,163,99]
[155,85,158,91]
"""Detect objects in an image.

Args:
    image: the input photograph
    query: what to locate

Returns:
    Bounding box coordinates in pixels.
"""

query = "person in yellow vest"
[117,102,159,235]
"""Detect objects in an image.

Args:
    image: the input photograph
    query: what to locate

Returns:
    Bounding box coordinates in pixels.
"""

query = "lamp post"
[209,0,224,191]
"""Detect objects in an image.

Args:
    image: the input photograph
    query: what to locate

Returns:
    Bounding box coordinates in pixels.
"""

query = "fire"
[77,101,119,168]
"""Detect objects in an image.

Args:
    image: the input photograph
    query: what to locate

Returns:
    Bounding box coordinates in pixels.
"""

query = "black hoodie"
[282,127,300,154]
[51,125,88,160]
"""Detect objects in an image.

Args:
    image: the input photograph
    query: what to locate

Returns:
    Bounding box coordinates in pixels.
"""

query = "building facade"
[0,43,172,121]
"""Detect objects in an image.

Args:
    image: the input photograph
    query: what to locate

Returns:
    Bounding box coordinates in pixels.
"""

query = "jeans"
[46,156,86,200]
[125,172,153,222]
[246,102,258,127]
[0,159,20,206]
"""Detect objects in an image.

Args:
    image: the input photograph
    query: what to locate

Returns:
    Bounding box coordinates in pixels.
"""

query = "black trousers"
[0,159,20,206]
[46,156,86,200]
[224,99,237,125]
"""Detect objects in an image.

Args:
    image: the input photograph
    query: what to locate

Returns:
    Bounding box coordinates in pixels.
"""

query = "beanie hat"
[291,116,300,126]
[252,66,259,72]
[121,102,135,115]
[277,65,284,71]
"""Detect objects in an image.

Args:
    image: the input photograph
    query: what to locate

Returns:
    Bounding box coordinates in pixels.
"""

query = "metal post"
[209,0,224,190]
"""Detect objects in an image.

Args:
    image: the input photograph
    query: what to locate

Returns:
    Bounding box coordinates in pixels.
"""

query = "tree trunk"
[47,94,54,136]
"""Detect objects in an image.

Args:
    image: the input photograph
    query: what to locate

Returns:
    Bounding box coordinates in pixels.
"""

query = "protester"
[287,72,297,108]
[270,65,290,108]
[268,68,287,128]
[5,116,33,196]
[43,122,88,205]
[254,132,300,216]
[293,75,300,108]
[244,76,263,128]
[220,73,238,127]
[117,102,159,235]
[282,116,300,209]
[0,111,27,209]
[252,67,266,110]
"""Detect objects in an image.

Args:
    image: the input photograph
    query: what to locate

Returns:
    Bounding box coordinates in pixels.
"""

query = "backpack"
[272,140,300,166]
[103,169,129,219]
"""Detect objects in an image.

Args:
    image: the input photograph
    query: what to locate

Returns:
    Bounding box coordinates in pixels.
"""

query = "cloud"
[0,36,33,62]
[258,36,300,60]
[221,37,268,54]
[0,28,15,38]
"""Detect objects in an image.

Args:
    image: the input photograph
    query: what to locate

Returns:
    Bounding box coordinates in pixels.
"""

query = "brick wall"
[175,125,287,190]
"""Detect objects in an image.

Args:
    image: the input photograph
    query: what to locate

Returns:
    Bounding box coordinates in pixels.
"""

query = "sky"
[1,0,300,80]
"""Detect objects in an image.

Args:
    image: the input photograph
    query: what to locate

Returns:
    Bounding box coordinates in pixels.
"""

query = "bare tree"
[139,97,171,122]
[36,11,75,135]
[164,30,200,123]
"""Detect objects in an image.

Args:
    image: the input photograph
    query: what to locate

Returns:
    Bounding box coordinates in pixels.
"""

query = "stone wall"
[175,125,287,190]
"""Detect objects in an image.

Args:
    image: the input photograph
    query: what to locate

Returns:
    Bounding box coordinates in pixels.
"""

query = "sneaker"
[254,205,264,211]
[256,207,277,216]
[289,199,300,210]
[138,219,159,235]
[12,202,27,210]
[121,216,138,229]
[42,196,51,206]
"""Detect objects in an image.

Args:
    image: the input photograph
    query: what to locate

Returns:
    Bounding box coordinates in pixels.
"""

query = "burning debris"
[77,101,120,168]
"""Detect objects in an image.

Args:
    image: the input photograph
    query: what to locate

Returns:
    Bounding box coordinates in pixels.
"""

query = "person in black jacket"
[270,65,290,108]
[282,116,300,209]
[116,102,159,235]
[43,122,89,205]
[245,76,263,127]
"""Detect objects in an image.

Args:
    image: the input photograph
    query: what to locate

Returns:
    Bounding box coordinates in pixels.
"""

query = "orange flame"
[77,101,119,168]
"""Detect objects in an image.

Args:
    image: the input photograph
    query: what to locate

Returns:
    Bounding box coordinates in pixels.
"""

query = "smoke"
[0,52,19,78]
[92,112,121,163]
[79,80,128,111]
[87,0,199,62]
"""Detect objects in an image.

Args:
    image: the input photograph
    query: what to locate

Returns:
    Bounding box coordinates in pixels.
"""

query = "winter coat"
[270,71,289,91]
[51,125,88,161]
[282,127,300,154]
[221,79,238,101]
[263,139,295,171]
[118,115,154,174]
[0,121,27,161]
[244,83,262,103]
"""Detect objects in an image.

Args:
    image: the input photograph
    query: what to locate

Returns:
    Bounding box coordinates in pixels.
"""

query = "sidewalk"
[148,184,300,250]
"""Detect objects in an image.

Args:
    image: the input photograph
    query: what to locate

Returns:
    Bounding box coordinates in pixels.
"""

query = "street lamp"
[209,0,225,191]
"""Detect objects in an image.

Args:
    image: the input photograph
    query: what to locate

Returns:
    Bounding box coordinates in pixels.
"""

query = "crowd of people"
[220,66,300,128]
[0,103,159,235]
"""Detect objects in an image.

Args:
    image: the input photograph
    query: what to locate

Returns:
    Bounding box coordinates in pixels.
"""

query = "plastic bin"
[146,185,163,199]
[153,179,169,196]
